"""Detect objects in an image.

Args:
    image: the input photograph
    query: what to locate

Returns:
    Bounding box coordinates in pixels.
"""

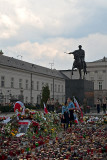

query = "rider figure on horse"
[78,45,85,65]
[67,45,87,79]
[68,45,85,67]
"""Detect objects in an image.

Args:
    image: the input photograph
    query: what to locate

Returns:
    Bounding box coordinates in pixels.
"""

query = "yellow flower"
[44,129,47,132]
[11,132,15,136]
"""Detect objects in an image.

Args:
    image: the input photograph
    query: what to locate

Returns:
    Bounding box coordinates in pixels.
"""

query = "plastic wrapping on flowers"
[0,115,19,137]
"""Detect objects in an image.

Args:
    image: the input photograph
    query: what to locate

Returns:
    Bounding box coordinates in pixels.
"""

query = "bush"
[41,85,50,107]
[0,104,42,113]
[0,105,14,112]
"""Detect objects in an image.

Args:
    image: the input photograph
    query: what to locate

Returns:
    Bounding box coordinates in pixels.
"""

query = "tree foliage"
[41,85,50,107]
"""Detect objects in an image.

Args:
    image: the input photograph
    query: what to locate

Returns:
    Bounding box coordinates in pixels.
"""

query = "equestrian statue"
[66,45,87,79]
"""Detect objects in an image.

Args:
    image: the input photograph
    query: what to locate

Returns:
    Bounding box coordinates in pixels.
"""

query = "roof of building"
[88,57,107,63]
[0,55,65,79]
[59,71,70,79]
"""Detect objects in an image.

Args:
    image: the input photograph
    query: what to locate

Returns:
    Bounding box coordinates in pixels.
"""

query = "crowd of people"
[47,98,60,112]
[61,98,76,131]
[96,97,107,114]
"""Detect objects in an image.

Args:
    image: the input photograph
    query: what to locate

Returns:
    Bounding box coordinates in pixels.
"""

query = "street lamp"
[0,90,3,104]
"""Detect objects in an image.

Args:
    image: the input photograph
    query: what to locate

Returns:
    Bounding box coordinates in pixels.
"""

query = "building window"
[90,72,94,76]
[19,79,22,89]
[62,85,63,93]
[51,84,53,92]
[95,71,98,73]
[31,97,34,104]
[98,71,102,75]
[55,84,57,92]
[103,70,106,73]
[90,77,94,81]
[46,83,48,86]
[25,97,28,103]
[32,81,34,90]
[11,77,14,88]
[25,80,28,89]
[37,81,39,91]
[1,76,5,87]
[42,82,44,89]
[98,81,102,90]
[58,85,60,92]
[98,71,103,79]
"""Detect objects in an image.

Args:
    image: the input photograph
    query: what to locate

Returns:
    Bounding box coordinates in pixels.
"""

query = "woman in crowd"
[61,101,69,130]
[102,97,107,114]
[96,98,101,113]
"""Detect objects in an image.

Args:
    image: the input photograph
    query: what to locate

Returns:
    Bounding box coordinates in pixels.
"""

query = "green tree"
[41,85,50,107]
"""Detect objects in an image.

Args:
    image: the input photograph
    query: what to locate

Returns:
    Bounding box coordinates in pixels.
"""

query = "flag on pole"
[44,103,48,114]
[73,97,83,118]
[74,113,79,124]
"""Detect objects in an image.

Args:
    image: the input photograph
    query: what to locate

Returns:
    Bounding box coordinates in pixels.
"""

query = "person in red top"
[11,99,25,120]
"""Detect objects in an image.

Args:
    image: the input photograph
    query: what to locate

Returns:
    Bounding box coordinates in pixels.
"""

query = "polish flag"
[74,97,83,118]
[44,103,48,114]
[74,113,78,124]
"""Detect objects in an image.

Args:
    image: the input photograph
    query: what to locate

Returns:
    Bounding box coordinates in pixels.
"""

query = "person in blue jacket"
[67,97,75,127]
[61,101,69,130]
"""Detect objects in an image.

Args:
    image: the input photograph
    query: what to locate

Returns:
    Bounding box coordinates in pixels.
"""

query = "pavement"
[85,111,106,118]
[0,112,15,117]
[0,110,106,118]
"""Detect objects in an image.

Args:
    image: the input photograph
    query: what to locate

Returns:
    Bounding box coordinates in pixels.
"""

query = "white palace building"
[0,50,107,105]
[0,52,65,105]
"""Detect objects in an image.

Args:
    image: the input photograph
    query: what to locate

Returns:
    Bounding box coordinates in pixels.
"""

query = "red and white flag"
[74,97,83,118]
[44,103,48,114]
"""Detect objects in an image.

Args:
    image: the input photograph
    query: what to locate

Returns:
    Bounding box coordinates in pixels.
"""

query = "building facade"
[0,54,65,105]
[61,57,107,104]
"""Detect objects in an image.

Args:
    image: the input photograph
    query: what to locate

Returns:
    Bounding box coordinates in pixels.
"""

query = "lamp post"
[20,88,24,102]
[0,90,3,105]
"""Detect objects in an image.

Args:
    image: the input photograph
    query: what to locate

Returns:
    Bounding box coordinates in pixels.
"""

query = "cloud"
[3,33,107,70]
[0,0,107,41]
[0,0,107,70]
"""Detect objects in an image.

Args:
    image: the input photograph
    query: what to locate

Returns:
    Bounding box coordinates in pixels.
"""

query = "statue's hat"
[78,45,82,48]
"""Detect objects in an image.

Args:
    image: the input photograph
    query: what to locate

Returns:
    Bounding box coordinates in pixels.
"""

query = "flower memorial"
[0,109,107,159]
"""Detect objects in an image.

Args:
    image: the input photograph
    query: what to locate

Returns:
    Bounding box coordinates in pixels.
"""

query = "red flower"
[32,121,39,127]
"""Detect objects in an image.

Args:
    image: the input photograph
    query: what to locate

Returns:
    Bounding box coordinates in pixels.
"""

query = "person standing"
[96,98,101,113]
[83,97,87,114]
[67,97,75,127]
[51,98,55,112]
[46,98,51,112]
[55,99,59,112]
[102,97,106,114]
[11,99,25,120]
[61,101,69,130]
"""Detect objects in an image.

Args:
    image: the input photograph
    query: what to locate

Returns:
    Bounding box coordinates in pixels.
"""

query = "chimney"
[0,50,4,55]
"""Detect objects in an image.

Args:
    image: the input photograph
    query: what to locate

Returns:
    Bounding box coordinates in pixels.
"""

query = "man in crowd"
[55,99,60,112]
[83,97,87,114]
[67,97,75,127]
[102,97,107,114]
[51,98,55,112]
[96,98,101,113]
[46,98,51,112]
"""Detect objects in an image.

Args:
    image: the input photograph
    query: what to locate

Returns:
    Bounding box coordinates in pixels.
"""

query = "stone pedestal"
[65,79,94,106]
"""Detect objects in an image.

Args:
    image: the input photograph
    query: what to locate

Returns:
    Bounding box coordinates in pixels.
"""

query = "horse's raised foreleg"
[72,66,74,75]
[79,69,82,79]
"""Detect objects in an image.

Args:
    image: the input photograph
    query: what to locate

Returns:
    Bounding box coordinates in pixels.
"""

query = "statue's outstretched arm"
[65,52,73,54]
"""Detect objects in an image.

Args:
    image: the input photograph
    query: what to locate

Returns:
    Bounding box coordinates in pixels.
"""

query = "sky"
[0,0,107,70]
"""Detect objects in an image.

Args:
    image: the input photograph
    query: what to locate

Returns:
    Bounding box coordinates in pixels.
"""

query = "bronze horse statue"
[66,45,87,79]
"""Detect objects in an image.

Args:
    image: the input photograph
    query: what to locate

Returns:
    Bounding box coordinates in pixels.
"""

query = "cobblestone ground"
[0,111,106,118]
